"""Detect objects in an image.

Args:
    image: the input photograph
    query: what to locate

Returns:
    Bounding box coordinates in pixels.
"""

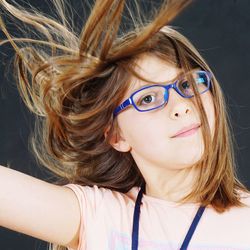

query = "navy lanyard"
[131,182,206,250]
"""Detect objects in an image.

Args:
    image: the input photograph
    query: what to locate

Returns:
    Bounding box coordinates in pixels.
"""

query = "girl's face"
[111,54,215,174]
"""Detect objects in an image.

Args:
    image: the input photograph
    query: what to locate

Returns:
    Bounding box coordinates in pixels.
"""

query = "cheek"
[117,111,145,143]
[117,111,164,148]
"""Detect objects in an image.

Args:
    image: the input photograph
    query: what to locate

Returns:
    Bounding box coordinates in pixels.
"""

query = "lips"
[171,123,201,138]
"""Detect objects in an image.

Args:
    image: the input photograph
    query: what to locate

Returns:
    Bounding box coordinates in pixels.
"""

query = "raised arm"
[0,165,80,250]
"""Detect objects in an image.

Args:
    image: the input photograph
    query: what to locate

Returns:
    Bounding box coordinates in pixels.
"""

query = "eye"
[181,80,190,89]
[177,78,194,96]
[138,94,156,106]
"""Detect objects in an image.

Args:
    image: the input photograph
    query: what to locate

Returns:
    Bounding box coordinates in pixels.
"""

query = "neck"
[143,165,200,203]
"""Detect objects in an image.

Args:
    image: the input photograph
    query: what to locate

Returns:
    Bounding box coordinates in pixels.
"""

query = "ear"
[104,125,131,152]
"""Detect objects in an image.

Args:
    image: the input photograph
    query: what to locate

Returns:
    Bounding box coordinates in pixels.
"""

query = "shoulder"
[63,183,137,208]
[238,189,250,207]
[219,190,250,215]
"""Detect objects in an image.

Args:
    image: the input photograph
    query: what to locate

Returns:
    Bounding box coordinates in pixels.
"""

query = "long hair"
[1,0,249,250]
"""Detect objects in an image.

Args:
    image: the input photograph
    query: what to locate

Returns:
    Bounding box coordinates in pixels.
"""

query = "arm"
[0,165,81,250]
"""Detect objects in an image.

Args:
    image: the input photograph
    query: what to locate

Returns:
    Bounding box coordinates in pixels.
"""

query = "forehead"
[126,54,182,95]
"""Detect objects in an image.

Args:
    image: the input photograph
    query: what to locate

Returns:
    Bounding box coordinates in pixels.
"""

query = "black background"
[0,0,250,249]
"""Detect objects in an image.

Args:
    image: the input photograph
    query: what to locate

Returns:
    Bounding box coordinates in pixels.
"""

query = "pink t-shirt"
[64,183,250,250]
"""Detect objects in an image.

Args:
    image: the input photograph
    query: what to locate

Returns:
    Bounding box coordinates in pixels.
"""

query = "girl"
[0,0,250,250]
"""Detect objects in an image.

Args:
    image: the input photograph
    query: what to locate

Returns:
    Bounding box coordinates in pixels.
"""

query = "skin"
[108,54,215,203]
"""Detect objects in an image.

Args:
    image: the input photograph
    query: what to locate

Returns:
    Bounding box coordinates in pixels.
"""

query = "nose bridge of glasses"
[163,80,179,100]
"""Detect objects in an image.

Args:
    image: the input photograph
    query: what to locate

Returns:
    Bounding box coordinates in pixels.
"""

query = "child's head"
[108,53,215,178]
[108,55,216,204]
[0,0,249,213]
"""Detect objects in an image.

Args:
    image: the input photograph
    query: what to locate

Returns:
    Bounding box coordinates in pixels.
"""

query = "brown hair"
[1,0,249,249]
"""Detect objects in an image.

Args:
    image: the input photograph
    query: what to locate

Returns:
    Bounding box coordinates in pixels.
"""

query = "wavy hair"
[1,0,250,249]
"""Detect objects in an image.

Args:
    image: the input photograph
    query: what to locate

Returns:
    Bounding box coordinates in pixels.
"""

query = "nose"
[167,88,192,119]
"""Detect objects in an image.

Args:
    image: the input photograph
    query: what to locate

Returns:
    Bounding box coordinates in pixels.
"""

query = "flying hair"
[0,3,249,250]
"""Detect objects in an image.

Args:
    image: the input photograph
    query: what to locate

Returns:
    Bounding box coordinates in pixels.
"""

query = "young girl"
[0,0,250,250]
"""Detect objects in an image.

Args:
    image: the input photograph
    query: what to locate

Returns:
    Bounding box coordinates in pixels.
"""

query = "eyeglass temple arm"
[113,98,132,116]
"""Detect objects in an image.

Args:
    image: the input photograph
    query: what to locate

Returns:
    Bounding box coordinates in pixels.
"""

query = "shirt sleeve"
[62,184,105,250]
[63,184,85,250]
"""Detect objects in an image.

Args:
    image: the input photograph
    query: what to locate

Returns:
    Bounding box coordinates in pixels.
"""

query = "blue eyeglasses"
[113,70,213,117]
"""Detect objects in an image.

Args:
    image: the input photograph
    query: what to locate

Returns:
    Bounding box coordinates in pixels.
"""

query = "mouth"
[171,124,201,138]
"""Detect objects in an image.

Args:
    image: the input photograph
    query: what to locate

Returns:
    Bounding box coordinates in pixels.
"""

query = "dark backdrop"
[0,0,250,249]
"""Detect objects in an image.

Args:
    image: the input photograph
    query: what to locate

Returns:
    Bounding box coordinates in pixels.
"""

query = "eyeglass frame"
[113,70,213,117]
